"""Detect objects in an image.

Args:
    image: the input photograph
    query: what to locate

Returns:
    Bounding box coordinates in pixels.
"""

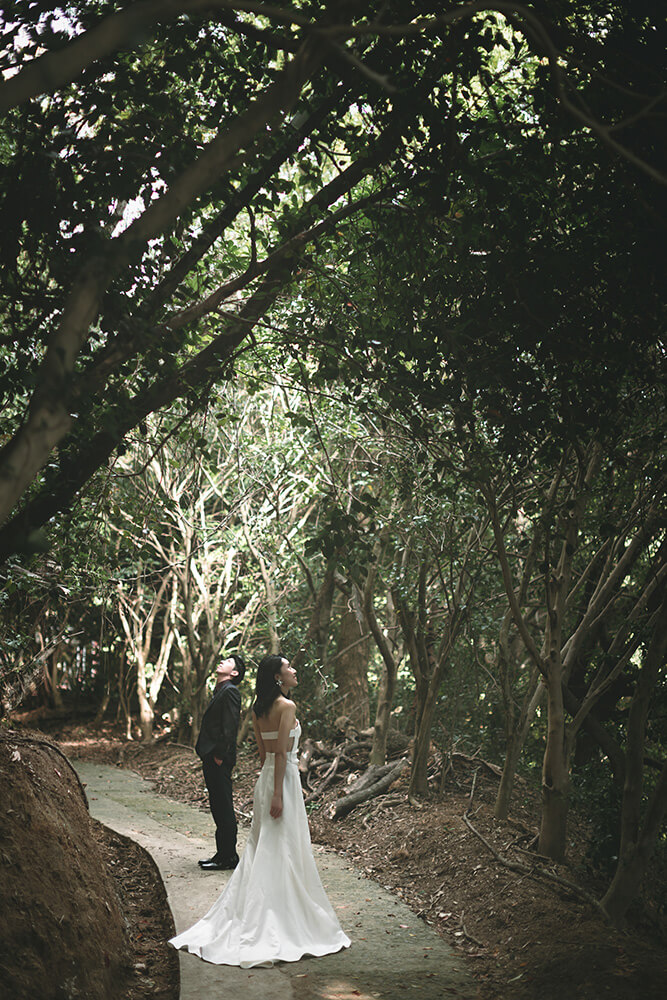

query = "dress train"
[169,723,350,967]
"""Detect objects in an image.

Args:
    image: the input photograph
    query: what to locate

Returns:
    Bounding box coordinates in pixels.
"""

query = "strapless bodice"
[260,721,301,756]
[259,721,300,740]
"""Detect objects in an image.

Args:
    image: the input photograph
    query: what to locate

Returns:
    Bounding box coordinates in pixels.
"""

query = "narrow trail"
[73,759,477,1000]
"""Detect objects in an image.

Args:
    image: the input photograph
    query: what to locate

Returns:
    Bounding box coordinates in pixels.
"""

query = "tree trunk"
[117,566,172,742]
[405,604,463,799]
[370,658,396,766]
[189,646,216,749]
[396,571,432,797]
[44,651,65,710]
[601,763,667,924]
[494,676,543,820]
[495,731,523,821]
[562,683,625,789]
[333,593,370,729]
[538,675,569,861]
[409,694,434,797]
[601,589,667,923]
[190,690,205,748]
[290,558,337,674]
[242,511,281,653]
[333,758,407,819]
[177,532,220,747]
[116,648,134,740]
[136,659,154,742]
[409,644,458,800]
[361,531,396,767]
[93,680,111,727]
[93,617,111,726]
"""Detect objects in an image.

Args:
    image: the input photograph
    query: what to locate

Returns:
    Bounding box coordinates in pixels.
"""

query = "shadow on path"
[73,759,476,1000]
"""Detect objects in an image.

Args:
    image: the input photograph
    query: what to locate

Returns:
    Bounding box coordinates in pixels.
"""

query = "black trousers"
[201,755,237,861]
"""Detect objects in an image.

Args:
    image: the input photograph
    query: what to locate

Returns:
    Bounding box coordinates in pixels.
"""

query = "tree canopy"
[1,1,664,556]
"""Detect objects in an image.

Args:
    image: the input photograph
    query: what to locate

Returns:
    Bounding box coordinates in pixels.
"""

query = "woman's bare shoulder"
[276,698,297,722]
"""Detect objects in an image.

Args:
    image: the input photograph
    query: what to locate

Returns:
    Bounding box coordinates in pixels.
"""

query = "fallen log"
[304,750,342,804]
[332,757,408,820]
[314,739,372,767]
[345,761,403,795]
[452,751,503,779]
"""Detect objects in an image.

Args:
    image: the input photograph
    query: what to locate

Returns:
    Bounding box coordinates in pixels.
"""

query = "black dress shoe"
[200,855,239,871]
[198,855,219,868]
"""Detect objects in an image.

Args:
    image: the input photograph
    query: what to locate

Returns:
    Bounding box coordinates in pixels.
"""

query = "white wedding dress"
[170,721,351,967]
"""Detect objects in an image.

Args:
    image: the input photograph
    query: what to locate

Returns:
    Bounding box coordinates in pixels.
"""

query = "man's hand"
[214,757,223,766]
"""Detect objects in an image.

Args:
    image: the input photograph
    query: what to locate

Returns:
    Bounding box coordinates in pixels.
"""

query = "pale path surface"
[73,759,477,1000]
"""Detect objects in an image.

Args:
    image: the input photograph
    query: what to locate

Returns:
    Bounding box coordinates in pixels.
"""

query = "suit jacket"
[195,680,241,766]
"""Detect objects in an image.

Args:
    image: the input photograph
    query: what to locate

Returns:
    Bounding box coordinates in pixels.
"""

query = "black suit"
[196,680,241,862]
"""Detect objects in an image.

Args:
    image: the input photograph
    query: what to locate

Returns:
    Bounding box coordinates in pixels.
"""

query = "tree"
[600,588,667,924]
[116,563,176,741]
[109,411,261,741]
[2,2,664,563]
[331,586,371,729]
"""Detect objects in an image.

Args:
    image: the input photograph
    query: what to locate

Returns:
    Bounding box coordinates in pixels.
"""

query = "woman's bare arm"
[270,700,296,819]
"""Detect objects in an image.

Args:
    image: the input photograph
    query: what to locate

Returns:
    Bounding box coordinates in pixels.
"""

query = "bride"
[170,653,351,967]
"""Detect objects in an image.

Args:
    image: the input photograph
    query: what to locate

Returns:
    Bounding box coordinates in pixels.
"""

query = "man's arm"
[213,685,241,764]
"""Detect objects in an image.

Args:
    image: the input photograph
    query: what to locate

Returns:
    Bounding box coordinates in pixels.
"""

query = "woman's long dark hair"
[253,654,288,718]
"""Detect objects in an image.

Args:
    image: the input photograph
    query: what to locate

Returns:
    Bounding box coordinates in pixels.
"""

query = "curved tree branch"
[0,35,325,528]
[0,0,311,113]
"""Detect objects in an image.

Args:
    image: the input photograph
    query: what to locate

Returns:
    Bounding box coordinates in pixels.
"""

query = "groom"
[196,654,245,870]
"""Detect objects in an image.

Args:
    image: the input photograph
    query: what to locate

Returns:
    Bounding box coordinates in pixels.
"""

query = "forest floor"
[13,714,667,1000]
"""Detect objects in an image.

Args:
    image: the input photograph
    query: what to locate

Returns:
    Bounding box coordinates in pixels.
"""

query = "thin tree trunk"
[116,648,134,740]
[363,542,397,767]
[371,658,396,767]
[410,684,437,797]
[538,530,575,864]
[93,680,111,727]
[177,653,194,745]
[136,661,154,742]
[189,686,206,748]
[118,569,170,742]
[494,675,543,820]
[291,558,337,673]
[242,513,281,653]
[492,496,545,821]
[44,650,65,710]
[601,763,667,924]
[495,733,523,821]
[93,615,111,726]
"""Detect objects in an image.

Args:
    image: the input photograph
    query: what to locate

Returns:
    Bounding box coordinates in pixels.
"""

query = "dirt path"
[73,759,477,1000]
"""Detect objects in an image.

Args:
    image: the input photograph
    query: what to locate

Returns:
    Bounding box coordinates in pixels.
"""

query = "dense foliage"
[1,1,665,923]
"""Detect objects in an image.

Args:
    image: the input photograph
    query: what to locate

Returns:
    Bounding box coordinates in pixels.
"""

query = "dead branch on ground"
[304,749,342,804]
[463,768,609,918]
[332,757,408,819]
